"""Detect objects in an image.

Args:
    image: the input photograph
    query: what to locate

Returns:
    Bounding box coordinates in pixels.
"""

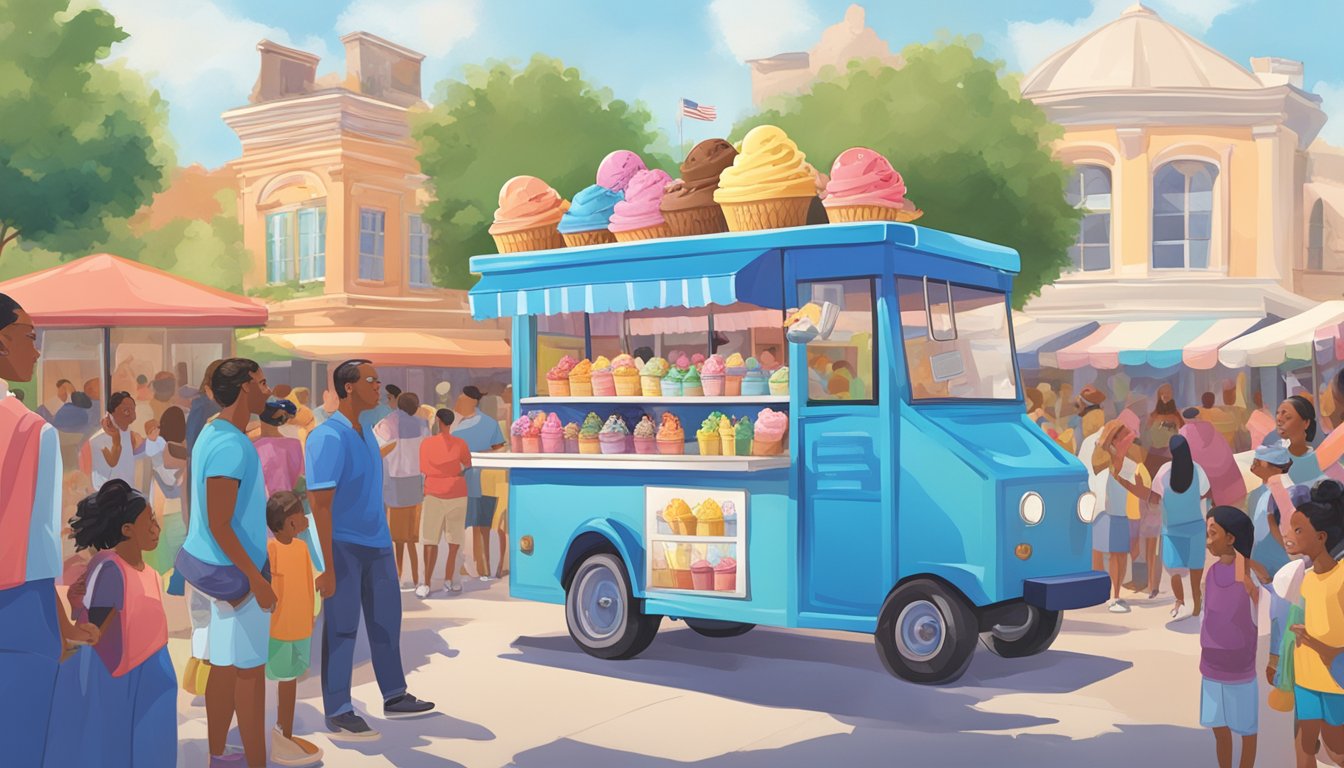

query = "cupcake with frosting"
[823,147,923,223]
[655,412,684,455]
[724,353,746,396]
[609,169,674,242]
[640,356,668,397]
[734,417,753,457]
[701,354,726,397]
[578,411,603,454]
[632,415,657,454]
[714,125,816,231]
[741,357,768,396]
[562,421,580,453]
[682,365,704,397]
[591,355,615,397]
[753,408,788,455]
[598,414,629,454]
[693,498,724,537]
[768,366,790,396]
[489,175,569,253]
[546,355,578,397]
[540,413,564,454]
[509,415,530,453]
[612,354,641,397]
[696,412,723,456]
[568,358,594,397]
[661,139,738,236]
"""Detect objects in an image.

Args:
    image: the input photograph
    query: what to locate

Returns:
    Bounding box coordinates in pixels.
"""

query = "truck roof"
[468,222,1020,321]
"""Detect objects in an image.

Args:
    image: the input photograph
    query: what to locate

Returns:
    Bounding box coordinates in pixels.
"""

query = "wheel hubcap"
[575,565,624,641]
[895,600,946,661]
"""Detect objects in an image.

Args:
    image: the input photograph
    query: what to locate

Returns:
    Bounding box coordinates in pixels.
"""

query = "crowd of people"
[1029,372,1344,768]
[0,291,512,768]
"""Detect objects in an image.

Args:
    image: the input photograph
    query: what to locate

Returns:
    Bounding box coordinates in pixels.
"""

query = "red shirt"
[420,432,471,499]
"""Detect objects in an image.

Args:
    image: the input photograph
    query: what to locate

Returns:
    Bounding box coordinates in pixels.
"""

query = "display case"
[644,486,747,598]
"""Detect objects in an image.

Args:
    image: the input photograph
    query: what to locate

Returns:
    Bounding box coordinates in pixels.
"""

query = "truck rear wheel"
[874,579,978,684]
[979,605,1062,658]
[685,619,755,638]
[565,552,661,660]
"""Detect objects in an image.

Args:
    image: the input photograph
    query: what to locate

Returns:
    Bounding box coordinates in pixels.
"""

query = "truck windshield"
[896,277,1020,402]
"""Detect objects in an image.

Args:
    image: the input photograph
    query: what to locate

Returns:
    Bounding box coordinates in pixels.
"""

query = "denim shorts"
[1200,678,1258,735]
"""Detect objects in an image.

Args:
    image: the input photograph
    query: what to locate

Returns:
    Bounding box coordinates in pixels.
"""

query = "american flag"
[680,98,717,122]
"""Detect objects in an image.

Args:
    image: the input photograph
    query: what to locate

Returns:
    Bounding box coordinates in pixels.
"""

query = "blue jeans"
[0,579,60,768]
[321,541,407,718]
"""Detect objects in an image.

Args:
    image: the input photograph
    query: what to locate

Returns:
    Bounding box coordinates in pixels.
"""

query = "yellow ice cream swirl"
[714,125,817,203]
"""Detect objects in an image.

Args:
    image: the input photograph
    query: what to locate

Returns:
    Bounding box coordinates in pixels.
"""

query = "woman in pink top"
[254,399,303,497]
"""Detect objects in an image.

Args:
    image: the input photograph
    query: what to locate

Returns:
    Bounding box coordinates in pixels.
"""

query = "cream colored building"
[224,33,510,398]
[747,4,900,107]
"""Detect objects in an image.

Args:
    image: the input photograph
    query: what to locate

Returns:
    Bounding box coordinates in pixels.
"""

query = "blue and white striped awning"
[468,246,784,320]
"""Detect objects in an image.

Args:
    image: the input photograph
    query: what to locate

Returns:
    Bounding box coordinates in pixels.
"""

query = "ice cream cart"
[468,222,1107,684]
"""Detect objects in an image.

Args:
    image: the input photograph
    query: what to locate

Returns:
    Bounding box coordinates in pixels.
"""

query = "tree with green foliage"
[0,190,252,293]
[735,39,1079,306]
[414,55,672,288]
[0,0,172,260]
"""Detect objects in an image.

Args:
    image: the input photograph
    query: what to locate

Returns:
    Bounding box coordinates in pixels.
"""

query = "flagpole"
[677,97,684,158]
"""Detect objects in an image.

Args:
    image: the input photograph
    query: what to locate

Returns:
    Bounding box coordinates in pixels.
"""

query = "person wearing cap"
[1071,384,1107,454]
[1248,440,1294,576]
[452,386,507,581]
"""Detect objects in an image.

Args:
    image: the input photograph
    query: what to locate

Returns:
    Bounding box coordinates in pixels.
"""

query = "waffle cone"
[492,224,565,254]
[612,223,674,242]
[824,204,903,223]
[561,229,616,247]
[663,206,728,237]
[721,197,812,232]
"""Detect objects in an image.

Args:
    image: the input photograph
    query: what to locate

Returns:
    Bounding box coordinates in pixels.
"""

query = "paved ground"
[168,580,1316,767]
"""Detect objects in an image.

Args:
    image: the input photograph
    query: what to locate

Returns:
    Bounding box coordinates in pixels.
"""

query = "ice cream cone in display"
[568,359,593,397]
[714,126,816,232]
[697,431,720,456]
[612,354,640,396]
[662,499,696,537]
[562,229,616,247]
[609,168,674,242]
[822,147,923,223]
[665,543,693,590]
[578,412,602,454]
[489,176,569,253]
[640,357,668,397]
[691,560,714,590]
[718,417,736,456]
[694,499,725,537]
[655,413,685,455]
[753,408,788,456]
[714,558,737,591]
[661,139,737,236]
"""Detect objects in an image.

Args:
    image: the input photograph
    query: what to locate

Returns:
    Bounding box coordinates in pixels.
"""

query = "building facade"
[224,33,510,401]
[746,4,899,107]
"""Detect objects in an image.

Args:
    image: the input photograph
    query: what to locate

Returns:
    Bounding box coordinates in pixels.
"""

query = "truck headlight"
[1077,491,1098,524]
[1019,492,1044,526]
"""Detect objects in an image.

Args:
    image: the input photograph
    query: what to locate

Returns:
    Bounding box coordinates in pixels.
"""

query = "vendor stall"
[468,222,1108,685]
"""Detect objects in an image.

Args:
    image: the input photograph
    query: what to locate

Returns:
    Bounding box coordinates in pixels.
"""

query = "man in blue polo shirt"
[307,359,434,742]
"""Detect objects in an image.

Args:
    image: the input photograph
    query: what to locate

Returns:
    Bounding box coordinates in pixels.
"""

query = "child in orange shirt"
[266,491,323,767]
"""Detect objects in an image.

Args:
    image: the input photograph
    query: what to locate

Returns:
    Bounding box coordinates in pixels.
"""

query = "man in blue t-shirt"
[178,357,273,768]
[451,385,506,579]
[307,360,434,741]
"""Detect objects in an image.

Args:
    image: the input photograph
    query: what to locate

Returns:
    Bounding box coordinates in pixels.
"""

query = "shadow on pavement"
[501,624,1130,731]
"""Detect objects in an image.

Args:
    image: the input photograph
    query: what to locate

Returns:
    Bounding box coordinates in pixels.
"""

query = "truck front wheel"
[565,552,661,660]
[979,605,1062,658]
[874,579,978,684]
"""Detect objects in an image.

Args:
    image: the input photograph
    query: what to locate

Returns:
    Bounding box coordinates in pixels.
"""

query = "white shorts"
[188,586,212,660]
[206,593,270,669]
[421,495,468,546]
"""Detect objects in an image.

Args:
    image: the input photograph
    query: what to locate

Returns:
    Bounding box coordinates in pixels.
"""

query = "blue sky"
[91,0,1344,169]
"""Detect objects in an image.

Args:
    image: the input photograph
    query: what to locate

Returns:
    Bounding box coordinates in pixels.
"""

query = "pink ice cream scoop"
[597,150,647,193]
[609,169,672,233]
[674,354,691,371]
[700,355,726,376]
[755,408,789,440]
[541,413,563,436]
[823,147,908,209]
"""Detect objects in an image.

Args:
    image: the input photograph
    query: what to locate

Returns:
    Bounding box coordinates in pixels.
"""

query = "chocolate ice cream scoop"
[662,139,738,212]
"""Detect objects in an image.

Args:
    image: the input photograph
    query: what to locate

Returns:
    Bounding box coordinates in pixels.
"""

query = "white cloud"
[1315,81,1344,148]
[336,0,480,58]
[89,0,332,107]
[708,0,819,62]
[1005,0,1252,74]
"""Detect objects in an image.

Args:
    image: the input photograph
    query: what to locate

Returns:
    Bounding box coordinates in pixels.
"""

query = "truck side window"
[797,278,877,404]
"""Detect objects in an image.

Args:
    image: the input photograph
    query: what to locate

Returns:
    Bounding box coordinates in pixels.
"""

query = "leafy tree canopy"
[414,55,672,288]
[0,0,172,258]
[735,39,1079,306]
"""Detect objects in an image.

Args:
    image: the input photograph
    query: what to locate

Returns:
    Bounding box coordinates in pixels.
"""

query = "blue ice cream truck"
[468,222,1108,684]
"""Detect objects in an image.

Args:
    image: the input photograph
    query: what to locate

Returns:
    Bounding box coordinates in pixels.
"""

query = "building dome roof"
[1021,4,1264,96]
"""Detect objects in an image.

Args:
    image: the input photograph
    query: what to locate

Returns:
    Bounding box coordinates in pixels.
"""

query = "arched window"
[1309,199,1325,271]
[1152,160,1217,270]
[1066,165,1111,272]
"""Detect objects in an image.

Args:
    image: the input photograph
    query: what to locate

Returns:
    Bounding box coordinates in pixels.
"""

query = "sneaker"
[1107,599,1131,614]
[271,727,323,767]
[1171,602,1195,621]
[479,575,496,582]
[384,692,436,719]
[414,584,430,599]
[400,579,415,592]
[327,711,380,742]
[450,580,462,593]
